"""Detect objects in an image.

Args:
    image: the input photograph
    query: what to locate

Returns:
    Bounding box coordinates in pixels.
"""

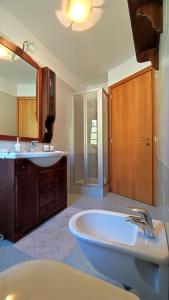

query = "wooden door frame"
[108,66,156,206]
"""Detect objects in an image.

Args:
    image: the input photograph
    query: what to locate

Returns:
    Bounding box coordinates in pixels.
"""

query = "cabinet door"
[15,172,39,237]
[55,167,67,210]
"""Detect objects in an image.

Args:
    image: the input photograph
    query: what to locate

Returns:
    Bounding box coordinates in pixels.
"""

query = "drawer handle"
[21,165,26,170]
[48,184,51,189]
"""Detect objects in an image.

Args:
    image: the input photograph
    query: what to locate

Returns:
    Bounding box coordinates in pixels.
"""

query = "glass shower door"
[86,91,98,185]
[73,88,108,193]
[74,94,85,185]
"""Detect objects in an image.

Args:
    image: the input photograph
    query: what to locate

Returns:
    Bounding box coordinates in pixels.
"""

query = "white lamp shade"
[55,0,104,31]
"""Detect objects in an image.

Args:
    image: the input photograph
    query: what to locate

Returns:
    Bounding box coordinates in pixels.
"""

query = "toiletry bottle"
[15,137,22,153]
[43,144,49,152]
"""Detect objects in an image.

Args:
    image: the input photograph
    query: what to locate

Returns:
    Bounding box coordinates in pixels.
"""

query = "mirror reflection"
[0,44,38,138]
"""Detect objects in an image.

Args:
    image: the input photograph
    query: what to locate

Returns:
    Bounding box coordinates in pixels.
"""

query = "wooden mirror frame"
[0,36,42,141]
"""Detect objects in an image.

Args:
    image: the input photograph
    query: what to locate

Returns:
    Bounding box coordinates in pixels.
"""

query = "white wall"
[0,75,17,96]
[0,90,17,135]
[156,0,169,218]
[86,82,108,93]
[156,0,169,168]
[52,78,74,152]
[17,84,36,96]
[108,56,151,87]
[0,76,17,137]
[52,78,75,191]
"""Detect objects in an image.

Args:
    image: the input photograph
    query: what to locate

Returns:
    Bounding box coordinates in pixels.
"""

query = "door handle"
[140,136,151,146]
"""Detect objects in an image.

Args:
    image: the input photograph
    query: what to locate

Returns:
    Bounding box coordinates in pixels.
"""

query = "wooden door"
[18,97,38,138]
[109,68,154,205]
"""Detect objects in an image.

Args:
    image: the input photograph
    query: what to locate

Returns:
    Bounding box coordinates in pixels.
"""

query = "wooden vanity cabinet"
[0,156,67,242]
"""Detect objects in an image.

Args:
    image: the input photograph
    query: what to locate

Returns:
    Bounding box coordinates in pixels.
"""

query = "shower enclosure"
[71,87,109,197]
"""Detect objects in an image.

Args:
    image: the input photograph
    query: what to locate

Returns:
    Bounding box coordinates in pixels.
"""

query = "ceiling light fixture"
[66,0,92,24]
[56,0,104,31]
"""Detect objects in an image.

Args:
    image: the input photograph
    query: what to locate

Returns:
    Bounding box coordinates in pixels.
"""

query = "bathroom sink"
[69,210,169,264]
[72,210,137,246]
[0,151,66,167]
[69,210,169,300]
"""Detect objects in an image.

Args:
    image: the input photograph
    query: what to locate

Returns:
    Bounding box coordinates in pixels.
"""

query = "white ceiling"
[0,0,135,86]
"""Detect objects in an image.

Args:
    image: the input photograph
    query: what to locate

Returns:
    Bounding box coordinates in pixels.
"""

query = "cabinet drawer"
[39,170,56,187]
[40,201,56,219]
[40,191,55,206]
[40,181,55,193]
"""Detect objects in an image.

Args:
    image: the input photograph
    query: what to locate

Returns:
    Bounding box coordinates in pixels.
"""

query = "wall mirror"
[0,36,42,141]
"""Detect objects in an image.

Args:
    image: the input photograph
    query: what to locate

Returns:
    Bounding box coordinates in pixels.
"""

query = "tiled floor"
[0,192,166,299]
[69,192,164,220]
[0,240,34,272]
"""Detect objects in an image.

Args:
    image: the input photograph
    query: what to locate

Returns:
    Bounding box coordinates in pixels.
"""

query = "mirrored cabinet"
[0,36,42,141]
[0,36,56,142]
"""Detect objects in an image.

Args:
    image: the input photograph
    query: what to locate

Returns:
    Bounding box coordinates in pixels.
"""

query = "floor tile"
[0,239,12,248]
[63,244,87,265]
[0,245,34,272]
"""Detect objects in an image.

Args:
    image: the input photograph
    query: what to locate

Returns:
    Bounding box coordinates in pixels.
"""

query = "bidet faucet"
[126,207,156,239]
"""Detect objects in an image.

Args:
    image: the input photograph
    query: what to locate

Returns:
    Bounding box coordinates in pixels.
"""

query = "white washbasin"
[69,210,169,264]
[72,211,137,246]
[0,151,66,167]
[0,260,139,300]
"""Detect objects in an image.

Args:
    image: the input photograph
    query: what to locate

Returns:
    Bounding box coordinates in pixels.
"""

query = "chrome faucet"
[126,207,156,239]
